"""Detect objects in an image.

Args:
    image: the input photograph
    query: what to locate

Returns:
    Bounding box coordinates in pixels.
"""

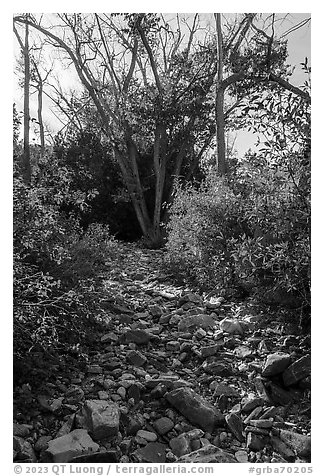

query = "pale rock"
[282,355,311,387]
[178,314,217,332]
[83,400,120,440]
[136,430,158,442]
[46,429,99,463]
[262,353,292,377]
[166,387,224,433]
[219,318,245,335]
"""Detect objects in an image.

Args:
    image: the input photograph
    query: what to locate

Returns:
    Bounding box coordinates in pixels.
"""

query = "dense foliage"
[13,145,119,368]
[165,54,310,328]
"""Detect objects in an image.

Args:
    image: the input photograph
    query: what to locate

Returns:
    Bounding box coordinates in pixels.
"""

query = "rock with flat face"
[211,383,240,397]
[122,329,152,345]
[219,318,244,335]
[126,350,147,367]
[46,429,99,463]
[270,436,295,462]
[178,314,217,332]
[277,429,311,458]
[282,354,311,386]
[13,436,37,462]
[169,435,192,457]
[153,417,174,435]
[225,412,244,442]
[166,387,224,433]
[177,444,237,463]
[262,353,292,377]
[83,400,120,440]
[133,442,167,463]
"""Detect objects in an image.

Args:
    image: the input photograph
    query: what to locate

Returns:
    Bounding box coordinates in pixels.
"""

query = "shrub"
[165,157,310,317]
[13,151,118,364]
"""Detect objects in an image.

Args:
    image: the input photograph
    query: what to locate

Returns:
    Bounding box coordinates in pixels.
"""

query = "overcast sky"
[13,12,311,155]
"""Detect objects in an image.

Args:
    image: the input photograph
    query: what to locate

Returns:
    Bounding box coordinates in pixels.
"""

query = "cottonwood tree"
[14,13,218,245]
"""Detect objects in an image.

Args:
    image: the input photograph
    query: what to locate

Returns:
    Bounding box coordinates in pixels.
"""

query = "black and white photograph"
[11,7,313,472]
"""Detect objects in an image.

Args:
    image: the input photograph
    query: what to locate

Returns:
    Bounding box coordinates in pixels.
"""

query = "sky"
[12,12,311,156]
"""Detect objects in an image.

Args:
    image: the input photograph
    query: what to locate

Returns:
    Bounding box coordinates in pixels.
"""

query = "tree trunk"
[23,20,31,184]
[152,124,167,245]
[215,86,228,175]
[37,83,45,156]
[215,13,228,177]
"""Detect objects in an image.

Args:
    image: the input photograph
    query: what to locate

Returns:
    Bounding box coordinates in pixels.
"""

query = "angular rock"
[241,397,264,413]
[219,318,244,335]
[178,314,216,332]
[83,400,120,440]
[254,376,272,404]
[127,383,142,402]
[166,387,224,433]
[271,436,295,462]
[13,436,37,462]
[55,414,75,438]
[133,442,167,463]
[153,417,174,435]
[249,418,273,429]
[122,329,151,345]
[201,344,222,358]
[169,435,192,457]
[225,412,244,442]
[64,385,85,405]
[244,406,263,425]
[211,383,240,397]
[282,355,311,387]
[202,361,233,376]
[205,296,223,309]
[13,423,32,438]
[46,429,99,463]
[166,341,181,351]
[179,292,202,305]
[34,435,52,453]
[277,429,311,458]
[262,353,291,377]
[126,350,147,367]
[177,444,237,463]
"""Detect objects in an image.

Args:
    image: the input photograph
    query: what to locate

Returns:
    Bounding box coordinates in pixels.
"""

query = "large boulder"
[166,387,224,433]
[282,355,311,386]
[46,429,99,463]
[276,429,311,458]
[83,400,120,440]
[262,353,292,377]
